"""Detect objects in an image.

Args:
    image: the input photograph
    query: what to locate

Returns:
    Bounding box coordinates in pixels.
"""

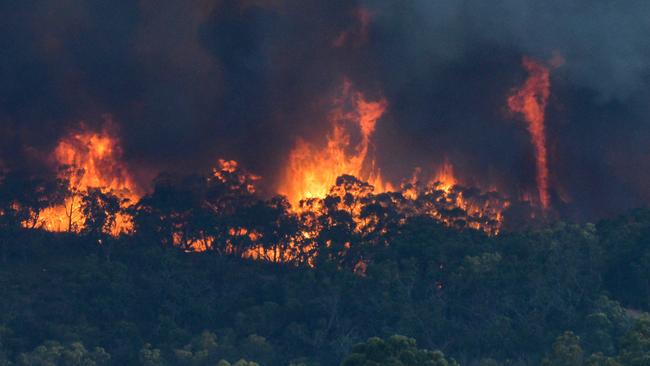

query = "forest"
[1,166,649,366]
[3,0,650,365]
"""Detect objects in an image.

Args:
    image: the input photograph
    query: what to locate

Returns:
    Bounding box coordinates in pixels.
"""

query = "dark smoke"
[1,0,649,221]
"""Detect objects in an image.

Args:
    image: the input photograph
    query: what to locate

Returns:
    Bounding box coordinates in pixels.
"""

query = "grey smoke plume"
[1,0,649,221]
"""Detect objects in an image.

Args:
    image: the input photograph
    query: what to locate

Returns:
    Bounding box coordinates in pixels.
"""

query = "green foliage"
[341,335,458,366]
[139,344,164,366]
[582,296,631,356]
[173,331,220,366]
[171,331,266,366]
[598,210,650,309]
[3,192,650,365]
[17,341,110,366]
[583,353,620,366]
[617,316,650,366]
[541,332,584,366]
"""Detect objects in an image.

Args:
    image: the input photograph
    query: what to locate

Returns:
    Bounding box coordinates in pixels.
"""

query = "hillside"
[1,210,650,365]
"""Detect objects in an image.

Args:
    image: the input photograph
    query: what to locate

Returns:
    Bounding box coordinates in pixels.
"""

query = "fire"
[14,86,513,265]
[276,79,508,237]
[279,80,393,208]
[508,57,551,210]
[37,122,139,235]
[399,160,510,235]
[430,159,458,193]
[213,159,260,194]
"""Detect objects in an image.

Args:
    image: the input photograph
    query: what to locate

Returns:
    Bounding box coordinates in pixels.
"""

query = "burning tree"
[36,121,139,236]
[6,78,544,267]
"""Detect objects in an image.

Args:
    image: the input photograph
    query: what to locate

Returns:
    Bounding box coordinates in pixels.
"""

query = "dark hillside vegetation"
[1,209,650,365]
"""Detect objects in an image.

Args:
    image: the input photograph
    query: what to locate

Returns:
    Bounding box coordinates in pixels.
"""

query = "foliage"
[1,170,650,365]
[341,335,458,366]
[17,341,110,366]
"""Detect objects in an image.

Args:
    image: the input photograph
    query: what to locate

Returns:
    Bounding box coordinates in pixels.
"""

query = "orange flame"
[416,160,509,235]
[38,122,139,235]
[279,80,393,207]
[430,159,458,193]
[508,57,551,209]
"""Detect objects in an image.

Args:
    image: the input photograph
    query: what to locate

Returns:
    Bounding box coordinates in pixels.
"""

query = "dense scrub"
[1,208,650,365]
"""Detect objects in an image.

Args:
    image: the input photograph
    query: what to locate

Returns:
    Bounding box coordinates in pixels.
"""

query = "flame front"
[508,57,551,210]
[279,81,393,208]
[38,123,139,235]
[23,85,512,264]
[430,159,458,193]
[402,160,510,235]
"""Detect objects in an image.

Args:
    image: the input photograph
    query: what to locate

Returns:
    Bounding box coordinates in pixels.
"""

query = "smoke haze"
[1,0,649,221]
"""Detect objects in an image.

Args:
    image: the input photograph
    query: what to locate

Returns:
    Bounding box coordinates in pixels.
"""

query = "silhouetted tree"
[0,170,66,261]
[0,170,66,231]
[81,188,122,239]
[248,197,303,265]
[133,174,209,249]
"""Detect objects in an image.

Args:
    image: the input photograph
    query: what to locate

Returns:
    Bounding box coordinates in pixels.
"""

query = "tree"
[174,331,223,366]
[17,341,110,366]
[133,174,208,249]
[584,353,620,366]
[81,188,122,239]
[139,343,165,366]
[173,331,264,366]
[57,166,87,233]
[618,316,650,366]
[341,335,458,366]
[582,296,631,356]
[541,332,584,366]
[203,162,261,257]
[245,197,300,264]
[598,210,650,309]
[0,170,65,231]
[0,170,66,261]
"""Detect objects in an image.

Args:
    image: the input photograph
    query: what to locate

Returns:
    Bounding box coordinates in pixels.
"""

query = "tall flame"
[38,123,139,235]
[279,80,393,207]
[508,57,551,209]
[430,159,458,193]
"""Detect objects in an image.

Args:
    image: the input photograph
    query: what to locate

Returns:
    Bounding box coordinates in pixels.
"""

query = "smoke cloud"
[1,0,649,221]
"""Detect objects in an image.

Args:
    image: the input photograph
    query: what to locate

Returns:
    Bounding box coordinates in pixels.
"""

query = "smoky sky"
[1,0,650,221]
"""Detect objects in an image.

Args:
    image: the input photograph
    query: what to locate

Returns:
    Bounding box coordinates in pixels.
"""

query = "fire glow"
[508,57,552,210]
[25,69,549,260]
[36,123,139,235]
[279,80,393,208]
[276,80,509,236]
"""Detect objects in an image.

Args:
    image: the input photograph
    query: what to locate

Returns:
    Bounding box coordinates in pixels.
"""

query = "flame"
[430,159,458,193]
[279,80,393,208]
[37,122,139,235]
[405,160,510,235]
[277,78,508,239]
[508,57,551,210]
[213,159,260,194]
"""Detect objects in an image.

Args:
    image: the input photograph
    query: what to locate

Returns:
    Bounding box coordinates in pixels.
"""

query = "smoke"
[1,0,649,221]
[374,0,650,99]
